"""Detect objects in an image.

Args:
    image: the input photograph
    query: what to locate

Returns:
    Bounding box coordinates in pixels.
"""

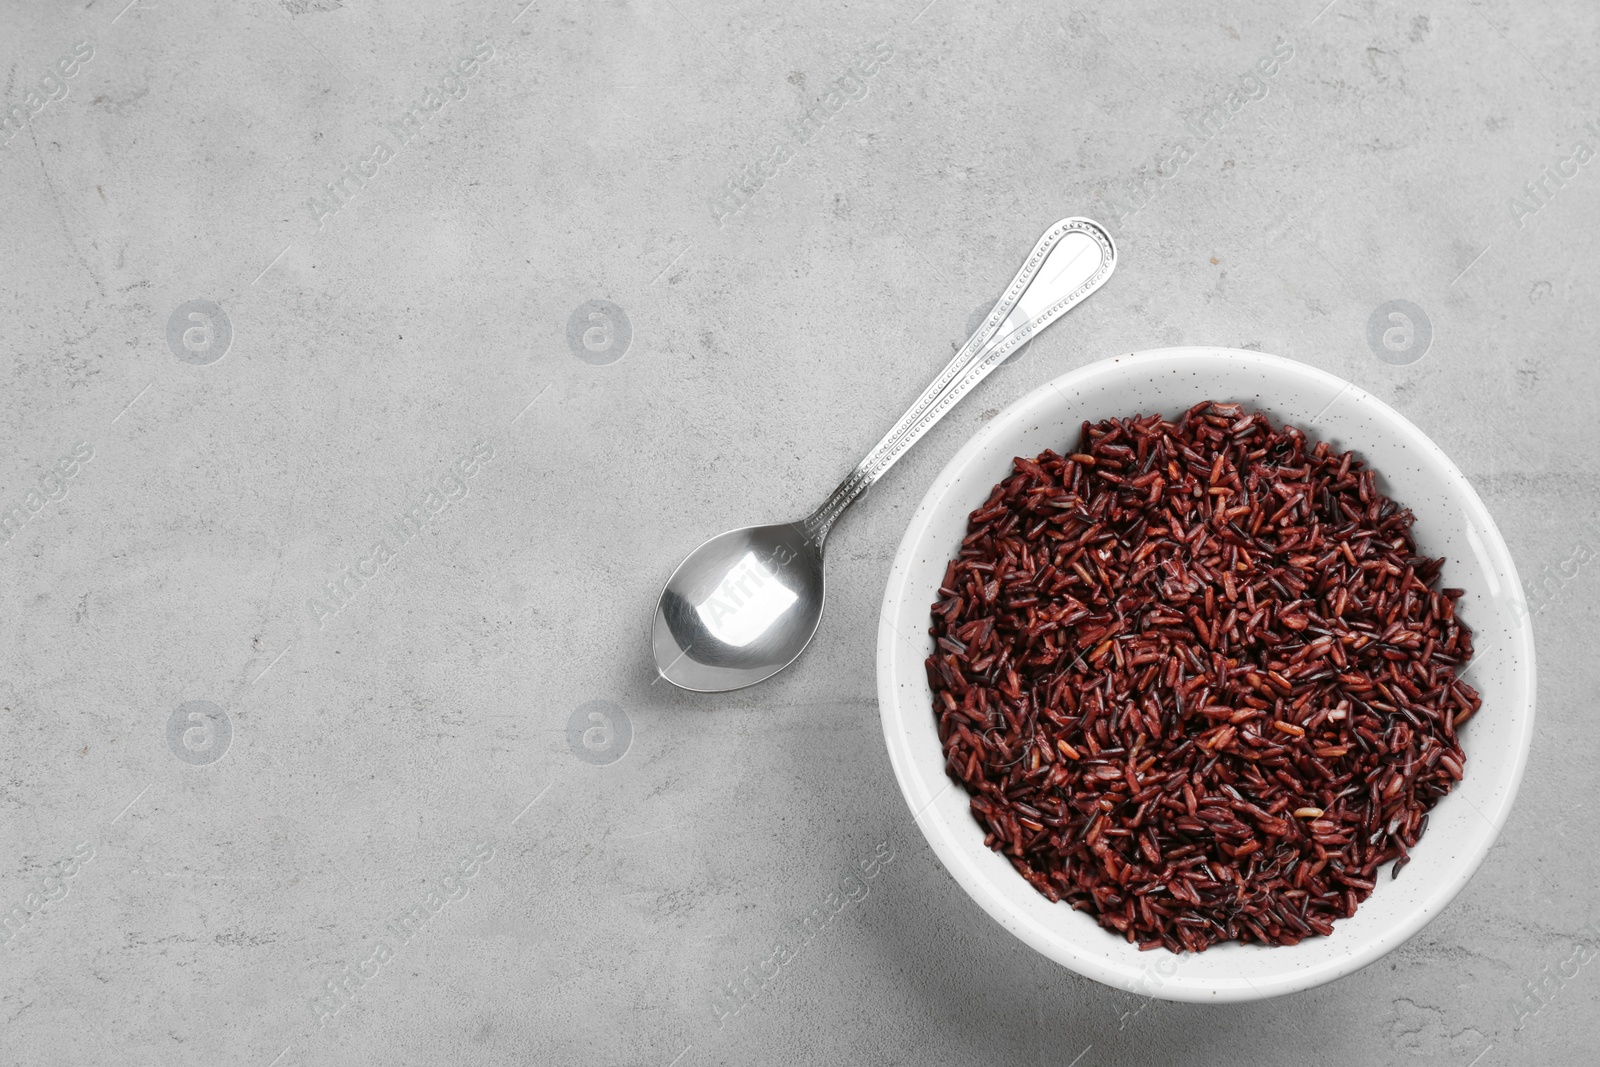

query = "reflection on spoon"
[694,551,799,647]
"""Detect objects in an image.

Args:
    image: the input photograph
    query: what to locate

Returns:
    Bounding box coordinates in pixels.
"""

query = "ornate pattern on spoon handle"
[799,217,1117,546]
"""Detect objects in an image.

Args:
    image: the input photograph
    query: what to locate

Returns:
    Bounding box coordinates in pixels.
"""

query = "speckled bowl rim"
[876,347,1536,1002]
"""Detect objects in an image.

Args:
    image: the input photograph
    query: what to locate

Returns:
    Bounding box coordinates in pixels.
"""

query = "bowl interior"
[876,347,1536,1002]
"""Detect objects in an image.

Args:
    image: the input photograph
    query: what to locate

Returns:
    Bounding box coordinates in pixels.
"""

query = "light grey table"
[2,1,1595,1064]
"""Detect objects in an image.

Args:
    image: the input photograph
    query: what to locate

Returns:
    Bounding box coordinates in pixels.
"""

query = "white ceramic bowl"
[876,347,1536,1002]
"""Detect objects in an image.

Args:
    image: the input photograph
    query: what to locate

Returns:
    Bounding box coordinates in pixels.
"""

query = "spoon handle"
[799,216,1117,546]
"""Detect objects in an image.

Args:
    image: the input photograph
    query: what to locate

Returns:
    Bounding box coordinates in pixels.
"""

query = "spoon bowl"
[653,217,1117,691]
[653,523,824,692]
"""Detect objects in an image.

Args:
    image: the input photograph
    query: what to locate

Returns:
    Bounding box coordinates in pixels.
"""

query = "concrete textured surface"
[2,0,1597,1064]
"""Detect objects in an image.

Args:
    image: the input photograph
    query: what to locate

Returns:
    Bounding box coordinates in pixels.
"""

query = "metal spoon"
[652,217,1118,692]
